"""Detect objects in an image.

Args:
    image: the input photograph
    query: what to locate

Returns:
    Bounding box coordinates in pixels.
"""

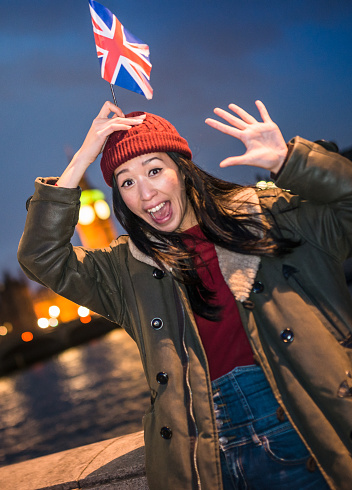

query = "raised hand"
[205,100,288,175]
[57,101,145,188]
[77,101,145,166]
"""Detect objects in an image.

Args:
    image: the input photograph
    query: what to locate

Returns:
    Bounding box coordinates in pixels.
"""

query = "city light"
[49,318,59,327]
[80,315,92,324]
[48,305,60,318]
[21,332,34,342]
[37,318,50,329]
[0,326,8,336]
[78,306,90,318]
[4,322,13,333]
[78,205,95,226]
[94,200,110,220]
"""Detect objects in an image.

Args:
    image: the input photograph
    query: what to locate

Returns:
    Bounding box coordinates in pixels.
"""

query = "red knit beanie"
[100,111,193,187]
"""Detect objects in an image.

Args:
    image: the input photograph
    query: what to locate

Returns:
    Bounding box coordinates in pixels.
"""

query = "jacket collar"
[128,188,262,302]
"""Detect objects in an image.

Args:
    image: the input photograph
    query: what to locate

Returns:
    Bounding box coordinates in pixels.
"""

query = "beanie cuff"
[100,112,192,187]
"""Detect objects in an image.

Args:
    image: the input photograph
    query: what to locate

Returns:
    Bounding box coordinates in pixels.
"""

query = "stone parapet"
[0,431,148,489]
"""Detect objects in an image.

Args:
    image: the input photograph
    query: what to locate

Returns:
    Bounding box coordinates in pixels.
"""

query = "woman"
[18,100,352,489]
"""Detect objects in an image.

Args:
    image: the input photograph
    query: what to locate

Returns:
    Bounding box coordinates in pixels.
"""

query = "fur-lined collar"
[128,188,262,302]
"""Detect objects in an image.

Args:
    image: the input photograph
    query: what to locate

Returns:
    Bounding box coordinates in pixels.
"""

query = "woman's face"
[114,152,196,233]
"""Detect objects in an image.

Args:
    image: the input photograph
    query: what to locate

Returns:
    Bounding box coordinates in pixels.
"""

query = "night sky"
[1,0,352,276]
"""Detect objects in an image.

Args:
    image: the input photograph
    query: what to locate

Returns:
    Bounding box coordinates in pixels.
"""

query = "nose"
[139,178,157,201]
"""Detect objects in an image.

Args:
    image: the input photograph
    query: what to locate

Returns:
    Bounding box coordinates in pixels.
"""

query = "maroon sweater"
[183,225,254,380]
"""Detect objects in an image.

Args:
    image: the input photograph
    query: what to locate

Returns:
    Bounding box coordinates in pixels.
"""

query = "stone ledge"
[0,431,149,490]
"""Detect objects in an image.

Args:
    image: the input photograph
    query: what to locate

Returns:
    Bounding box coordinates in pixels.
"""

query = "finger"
[212,108,247,130]
[97,100,124,119]
[205,117,243,138]
[219,155,248,168]
[96,114,145,134]
[123,114,146,124]
[98,124,132,136]
[228,103,257,124]
[108,114,146,125]
[97,115,146,138]
[255,100,272,123]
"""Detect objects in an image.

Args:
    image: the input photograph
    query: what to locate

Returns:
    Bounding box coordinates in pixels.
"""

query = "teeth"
[147,202,165,214]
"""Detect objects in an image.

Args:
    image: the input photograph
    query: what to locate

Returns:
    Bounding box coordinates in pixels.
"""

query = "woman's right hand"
[76,101,146,166]
[56,102,146,188]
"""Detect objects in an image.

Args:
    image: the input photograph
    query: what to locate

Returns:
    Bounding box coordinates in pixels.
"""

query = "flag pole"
[110,84,118,107]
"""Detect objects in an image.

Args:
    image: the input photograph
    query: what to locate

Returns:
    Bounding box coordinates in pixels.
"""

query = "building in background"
[76,175,117,248]
[0,174,118,353]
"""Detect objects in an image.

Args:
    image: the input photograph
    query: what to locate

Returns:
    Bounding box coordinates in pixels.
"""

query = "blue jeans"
[211,365,329,489]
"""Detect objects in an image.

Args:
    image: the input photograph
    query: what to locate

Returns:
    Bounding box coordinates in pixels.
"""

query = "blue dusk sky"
[1,0,352,276]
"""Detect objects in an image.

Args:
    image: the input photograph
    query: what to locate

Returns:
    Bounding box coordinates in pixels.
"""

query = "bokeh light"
[49,305,60,318]
[80,315,92,324]
[22,332,34,342]
[78,205,95,225]
[94,200,110,220]
[4,322,13,333]
[78,306,90,317]
[37,318,50,329]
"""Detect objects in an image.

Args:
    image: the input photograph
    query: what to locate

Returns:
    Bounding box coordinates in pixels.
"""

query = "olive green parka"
[18,137,352,489]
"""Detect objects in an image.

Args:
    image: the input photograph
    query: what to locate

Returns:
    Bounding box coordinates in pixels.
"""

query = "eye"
[149,168,162,177]
[121,178,134,188]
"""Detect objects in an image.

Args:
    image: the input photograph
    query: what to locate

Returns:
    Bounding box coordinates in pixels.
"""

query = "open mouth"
[147,201,171,223]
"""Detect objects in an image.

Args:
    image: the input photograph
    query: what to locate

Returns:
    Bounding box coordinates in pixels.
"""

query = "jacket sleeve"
[272,136,352,260]
[17,177,124,324]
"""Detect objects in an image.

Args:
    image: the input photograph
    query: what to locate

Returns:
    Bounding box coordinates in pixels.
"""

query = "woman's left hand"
[205,100,288,174]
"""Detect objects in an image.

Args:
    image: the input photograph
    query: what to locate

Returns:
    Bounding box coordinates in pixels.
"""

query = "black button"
[156,372,169,385]
[252,281,264,294]
[160,427,172,439]
[151,317,163,330]
[280,328,294,343]
[243,300,255,310]
[153,268,165,279]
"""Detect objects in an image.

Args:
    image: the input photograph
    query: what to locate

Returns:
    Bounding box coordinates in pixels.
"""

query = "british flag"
[89,0,153,99]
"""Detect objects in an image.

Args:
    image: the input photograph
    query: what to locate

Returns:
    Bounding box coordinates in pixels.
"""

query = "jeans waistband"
[211,364,282,430]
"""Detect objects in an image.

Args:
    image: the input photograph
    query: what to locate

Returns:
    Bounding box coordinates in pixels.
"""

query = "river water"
[0,329,150,467]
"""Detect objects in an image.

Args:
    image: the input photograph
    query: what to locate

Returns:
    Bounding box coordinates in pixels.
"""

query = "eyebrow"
[115,156,163,180]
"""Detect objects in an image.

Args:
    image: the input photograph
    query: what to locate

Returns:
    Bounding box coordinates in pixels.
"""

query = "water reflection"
[0,329,149,466]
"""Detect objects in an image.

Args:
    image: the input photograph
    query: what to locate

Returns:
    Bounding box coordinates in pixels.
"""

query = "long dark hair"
[112,152,296,320]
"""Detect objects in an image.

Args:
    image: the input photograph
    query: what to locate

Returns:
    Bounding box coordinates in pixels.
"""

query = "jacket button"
[306,456,317,472]
[243,300,255,310]
[280,328,294,343]
[252,281,264,294]
[276,406,286,422]
[151,317,163,330]
[160,427,172,439]
[156,372,169,384]
[153,268,165,279]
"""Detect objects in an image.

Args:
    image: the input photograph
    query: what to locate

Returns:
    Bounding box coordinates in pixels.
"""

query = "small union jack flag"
[89,0,153,99]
